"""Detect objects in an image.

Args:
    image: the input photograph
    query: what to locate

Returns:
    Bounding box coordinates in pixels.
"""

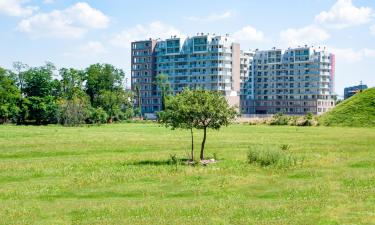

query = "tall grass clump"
[247,145,302,168]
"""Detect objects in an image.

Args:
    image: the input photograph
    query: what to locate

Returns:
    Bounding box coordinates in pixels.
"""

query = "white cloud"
[315,0,373,29]
[187,11,233,22]
[280,25,330,47]
[67,2,109,29]
[43,0,54,4]
[370,25,375,36]
[111,21,181,48]
[331,47,375,63]
[64,41,108,58]
[79,41,108,56]
[232,26,265,42]
[17,2,110,39]
[0,0,38,17]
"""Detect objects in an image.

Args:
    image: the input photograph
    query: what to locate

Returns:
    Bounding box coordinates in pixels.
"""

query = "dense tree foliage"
[0,62,135,126]
[0,68,21,123]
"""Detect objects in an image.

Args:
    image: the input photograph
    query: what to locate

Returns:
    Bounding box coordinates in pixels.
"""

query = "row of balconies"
[156,64,232,70]
[156,56,232,63]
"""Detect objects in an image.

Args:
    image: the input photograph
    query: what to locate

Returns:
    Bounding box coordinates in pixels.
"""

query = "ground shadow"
[124,158,191,166]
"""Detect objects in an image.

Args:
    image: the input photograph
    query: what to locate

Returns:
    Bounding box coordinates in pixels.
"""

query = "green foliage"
[96,89,134,122]
[57,95,91,126]
[0,62,137,125]
[23,62,56,98]
[155,73,171,111]
[319,88,375,127]
[0,68,21,123]
[288,114,319,127]
[159,88,197,161]
[20,63,59,124]
[25,96,58,125]
[269,113,290,125]
[85,63,125,106]
[247,145,301,168]
[256,113,319,127]
[159,89,237,160]
[134,84,142,117]
[158,89,194,130]
[59,68,86,100]
[89,107,108,124]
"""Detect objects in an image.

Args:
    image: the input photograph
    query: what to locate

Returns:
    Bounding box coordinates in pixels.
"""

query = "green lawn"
[0,123,374,225]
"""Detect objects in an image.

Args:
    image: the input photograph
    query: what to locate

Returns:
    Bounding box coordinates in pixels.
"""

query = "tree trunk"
[190,128,194,161]
[200,127,207,160]
[161,93,166,111]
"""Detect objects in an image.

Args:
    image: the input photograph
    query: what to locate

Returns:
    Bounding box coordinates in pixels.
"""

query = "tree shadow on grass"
[124,158,191,166]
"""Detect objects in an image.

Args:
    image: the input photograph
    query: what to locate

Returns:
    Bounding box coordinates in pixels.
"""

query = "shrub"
[247,145,301,168]
[57,96,90,126]
[88,107,108,124]
[291,113,318,126]
[269,113,290,125]
[248,118,269,125]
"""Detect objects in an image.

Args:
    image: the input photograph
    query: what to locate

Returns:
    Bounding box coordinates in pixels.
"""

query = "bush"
[57,96,90,126]
[248,118,269,125]
[289,113,318,126]
[88,107,108,124]
[269,113,290,125]
[248,113,319,127]
[247,145,302,168]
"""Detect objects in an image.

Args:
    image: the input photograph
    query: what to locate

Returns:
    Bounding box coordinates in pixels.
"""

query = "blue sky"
[0,0,374,96]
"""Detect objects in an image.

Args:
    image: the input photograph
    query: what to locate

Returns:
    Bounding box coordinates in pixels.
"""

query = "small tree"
[159,89,237,161]
[155,73,171,111]
[190,90,237,160]
[134,84,142,118]
[158,89,196,161]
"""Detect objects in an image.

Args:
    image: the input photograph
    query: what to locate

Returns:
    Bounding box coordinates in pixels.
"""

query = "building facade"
[131,39,159,114]
[344,84,368,99]
[131,36,336,116]
[242,46,336,115]
[131,34,244,115]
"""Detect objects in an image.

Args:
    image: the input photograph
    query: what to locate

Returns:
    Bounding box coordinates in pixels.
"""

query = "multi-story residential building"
[242,46,336,115]
[131,39,159,114]
[344,84,368,99]
[239,51,254,113]
[132,34,243,115]
[132,36,336,116]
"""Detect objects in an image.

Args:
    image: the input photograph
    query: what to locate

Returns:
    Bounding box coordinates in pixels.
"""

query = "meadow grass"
[0,123,374,224]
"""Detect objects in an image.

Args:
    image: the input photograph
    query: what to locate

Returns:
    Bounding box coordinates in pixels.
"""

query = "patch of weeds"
[168,154,180,165]
[280,144,291,151]
[247,145,303,168]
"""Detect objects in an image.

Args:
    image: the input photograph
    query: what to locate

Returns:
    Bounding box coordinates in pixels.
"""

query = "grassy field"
[0,123,374,225]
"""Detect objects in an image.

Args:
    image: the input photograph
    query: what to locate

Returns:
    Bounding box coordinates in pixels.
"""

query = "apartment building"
[242,46,336,115]
[131,39,159,114]
[131,34,244,114]
[132,35,336,116]
[344,84,368,99]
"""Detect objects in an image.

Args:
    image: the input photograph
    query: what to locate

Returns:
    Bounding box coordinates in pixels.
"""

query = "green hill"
[319,88,375,127]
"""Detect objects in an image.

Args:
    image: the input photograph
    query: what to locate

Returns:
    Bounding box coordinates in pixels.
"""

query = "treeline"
[0,62,137,126]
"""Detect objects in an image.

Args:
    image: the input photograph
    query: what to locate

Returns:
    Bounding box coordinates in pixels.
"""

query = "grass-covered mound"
[319,88,375,127]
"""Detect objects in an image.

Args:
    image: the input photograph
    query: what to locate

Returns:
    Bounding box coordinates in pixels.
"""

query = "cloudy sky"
[0,0,374,96]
